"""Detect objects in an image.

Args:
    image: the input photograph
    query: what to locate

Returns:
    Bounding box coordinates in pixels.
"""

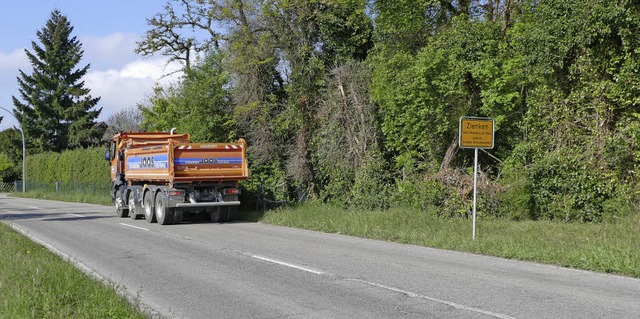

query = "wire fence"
[0,182,13,192]
[9,181,110,195]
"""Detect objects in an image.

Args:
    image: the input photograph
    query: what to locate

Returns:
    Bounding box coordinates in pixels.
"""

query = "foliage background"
[26,148,109,184]
[5,0,640,222]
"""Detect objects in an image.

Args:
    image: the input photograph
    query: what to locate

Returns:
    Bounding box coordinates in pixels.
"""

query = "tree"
[136,0,228,72]
[0,129,22,182]
[140,51,235,142]
[103,106,143,139]
[12,9,104,153]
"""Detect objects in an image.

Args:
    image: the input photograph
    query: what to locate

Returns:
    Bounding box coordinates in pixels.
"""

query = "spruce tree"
[12,9,103,152]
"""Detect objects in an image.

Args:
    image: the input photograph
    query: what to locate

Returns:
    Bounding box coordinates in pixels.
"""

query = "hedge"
[27,147,110,184]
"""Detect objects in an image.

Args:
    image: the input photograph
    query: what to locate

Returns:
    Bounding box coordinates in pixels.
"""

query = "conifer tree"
[12,9,103,152]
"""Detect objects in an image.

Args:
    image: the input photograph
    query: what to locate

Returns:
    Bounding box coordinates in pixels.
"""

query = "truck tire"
[208,208,223,223]
[129,193,141,220]
[173,210,183,224]
[144,192,156,223]
[155,193,174,225]
[115,190,129,218]
[115,199,128,218]
[226,206,237,222]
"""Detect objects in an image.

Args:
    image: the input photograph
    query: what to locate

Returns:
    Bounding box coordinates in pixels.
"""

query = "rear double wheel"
[208,208,225,223]
[144,192,156,223]
[129,193,141,220]
[208,206,237,223]
[155,193,180,225]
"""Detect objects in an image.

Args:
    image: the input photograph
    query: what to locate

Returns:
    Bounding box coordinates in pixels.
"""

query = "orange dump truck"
[105,131,249,225]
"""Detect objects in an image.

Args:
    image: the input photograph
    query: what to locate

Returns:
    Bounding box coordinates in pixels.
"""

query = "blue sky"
[0,1,183,130]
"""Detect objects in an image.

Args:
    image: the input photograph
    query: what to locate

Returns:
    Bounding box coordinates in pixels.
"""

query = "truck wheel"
[208,208,223,223]
[144,192,156,223]
[115,196,129,218]
[226,206,237,222]
[129,194,141,220]
[173,210,183,224]
[155,193,174,225]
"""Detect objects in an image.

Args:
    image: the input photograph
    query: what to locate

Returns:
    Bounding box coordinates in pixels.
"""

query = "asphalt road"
[1,194,639,319]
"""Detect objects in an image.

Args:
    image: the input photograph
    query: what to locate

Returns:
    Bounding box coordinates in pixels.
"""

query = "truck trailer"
[105,131,249,225]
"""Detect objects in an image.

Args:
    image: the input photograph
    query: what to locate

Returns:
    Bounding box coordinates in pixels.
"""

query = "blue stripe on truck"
[127,155,169,170]
[175,157,243,165]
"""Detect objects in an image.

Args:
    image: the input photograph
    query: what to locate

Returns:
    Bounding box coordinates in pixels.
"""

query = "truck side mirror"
[105,150,111,161]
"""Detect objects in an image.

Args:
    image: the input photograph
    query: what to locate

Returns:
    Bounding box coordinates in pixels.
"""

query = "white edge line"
[28,206,42,210]
[6,222,164,318]
[251,255,326,275]
[68,213,86,218]
[119,223,150,231]
[349,279,516,319]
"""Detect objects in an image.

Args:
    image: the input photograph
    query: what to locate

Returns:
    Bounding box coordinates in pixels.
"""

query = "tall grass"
[12,181,112,205]
[0,222,148,318]
[259,202,640,278]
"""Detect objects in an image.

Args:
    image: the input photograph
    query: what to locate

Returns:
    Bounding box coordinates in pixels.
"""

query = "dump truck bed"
[120,133,248,184]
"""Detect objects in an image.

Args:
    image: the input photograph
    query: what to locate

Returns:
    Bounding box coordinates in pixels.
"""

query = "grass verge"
[252,202,640,278]
[0,222,148,318]
[12,190,112,206]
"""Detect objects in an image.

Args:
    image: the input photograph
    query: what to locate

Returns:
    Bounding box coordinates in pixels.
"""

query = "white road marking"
[9,223,107,281]
[119,223,150,231]
[68,213,86,218]
[251,255,326,275]
[28,206,42,210]
[348,279,517,319]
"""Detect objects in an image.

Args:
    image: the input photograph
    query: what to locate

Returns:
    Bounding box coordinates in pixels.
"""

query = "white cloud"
[0,32,184,131]
[0,48,29,71]
[85,57,183,122]
[80,33,185,122]
[81,33,140,70]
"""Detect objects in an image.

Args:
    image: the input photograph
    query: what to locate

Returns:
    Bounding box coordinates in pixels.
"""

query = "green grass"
[12,190,112,206]
[0,222,148,318]
[255,202,640,278]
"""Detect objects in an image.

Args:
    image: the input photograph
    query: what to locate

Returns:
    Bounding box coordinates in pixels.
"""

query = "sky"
[0,0,183,131]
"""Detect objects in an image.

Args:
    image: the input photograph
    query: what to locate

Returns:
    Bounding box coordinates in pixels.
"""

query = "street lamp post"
[0,106,26,193]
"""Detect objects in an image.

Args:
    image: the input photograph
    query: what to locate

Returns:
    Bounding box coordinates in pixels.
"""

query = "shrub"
[350,150,391,210]
[528,152,615,222]
[27,147,110,184]
[496,162,534,221]
[0,153,20,182]
[393,178,445,211]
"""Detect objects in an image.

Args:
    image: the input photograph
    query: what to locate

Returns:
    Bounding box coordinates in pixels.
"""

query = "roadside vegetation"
[1,1,639,309]
[0,222,148,318]
[12,189,111,206]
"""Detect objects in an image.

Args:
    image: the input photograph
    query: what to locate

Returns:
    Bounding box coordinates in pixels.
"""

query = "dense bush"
[27,147,109,184]
[17,0,635,221]
[0,153,20,182]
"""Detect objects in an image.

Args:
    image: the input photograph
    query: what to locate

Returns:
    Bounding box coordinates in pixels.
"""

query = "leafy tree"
[0,153,19,182]
[140,51,235,142]
[0,129,22,165]
[134,0,640,218]
[12,9,103,153]
[0,129,22,182]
